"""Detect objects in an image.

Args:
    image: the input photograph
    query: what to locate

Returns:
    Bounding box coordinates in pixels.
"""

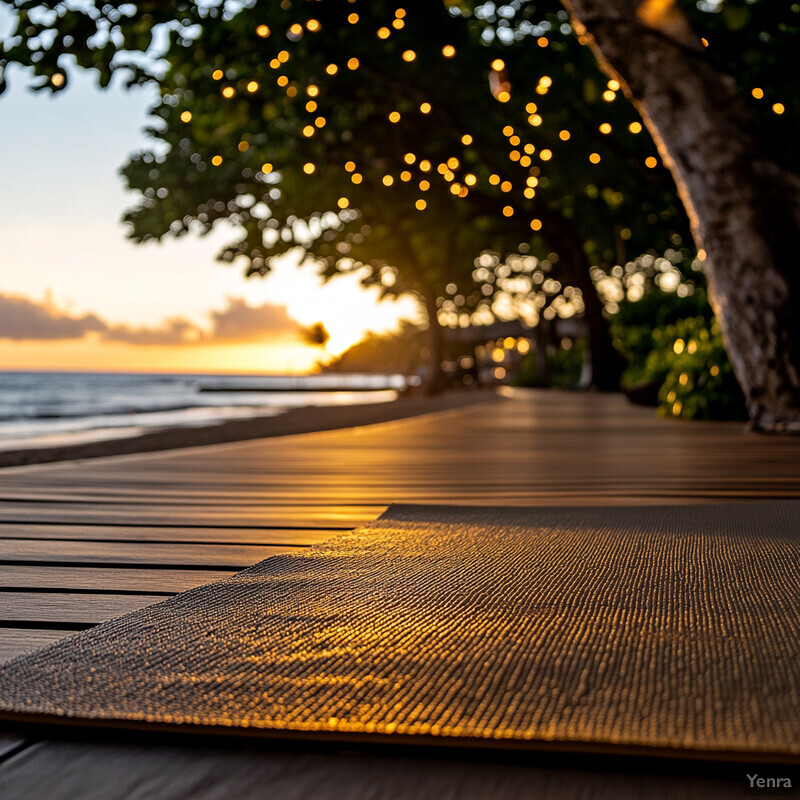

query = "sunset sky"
[0,29,418,374]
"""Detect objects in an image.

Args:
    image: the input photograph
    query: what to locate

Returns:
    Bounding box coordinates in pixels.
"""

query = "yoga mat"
[1,503,799,762]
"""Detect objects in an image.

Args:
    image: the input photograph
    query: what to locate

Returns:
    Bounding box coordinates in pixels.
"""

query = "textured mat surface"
[1,502,800,762]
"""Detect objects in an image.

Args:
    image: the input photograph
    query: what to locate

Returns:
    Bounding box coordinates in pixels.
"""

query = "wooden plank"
[0,566,235,593]
[0,592,166,625]
[0,505,381,528]
[0,541,300,569]
[0,525,338,546]
[0,739,746,799]
[0,629,73,662]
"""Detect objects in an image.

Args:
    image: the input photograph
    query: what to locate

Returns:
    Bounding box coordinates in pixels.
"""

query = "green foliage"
[655,318,746,421]
[513,340,586,389]
[323,322,425,374]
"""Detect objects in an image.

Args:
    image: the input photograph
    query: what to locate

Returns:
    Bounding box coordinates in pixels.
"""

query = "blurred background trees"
[1,0,796,425]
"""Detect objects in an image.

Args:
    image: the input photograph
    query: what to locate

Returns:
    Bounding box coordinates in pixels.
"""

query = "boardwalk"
[3,387,800,661]
[1,389,800,797]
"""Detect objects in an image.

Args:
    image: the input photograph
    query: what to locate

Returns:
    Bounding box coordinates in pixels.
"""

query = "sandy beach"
[0,389,493,469]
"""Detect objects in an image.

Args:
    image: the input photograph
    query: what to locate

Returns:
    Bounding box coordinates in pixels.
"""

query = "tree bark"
[543,215,624,391]
[561,0,800,431]
[420,284,447,395]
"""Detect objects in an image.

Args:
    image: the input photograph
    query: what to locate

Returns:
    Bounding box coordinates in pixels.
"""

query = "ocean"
[0,371,405,451]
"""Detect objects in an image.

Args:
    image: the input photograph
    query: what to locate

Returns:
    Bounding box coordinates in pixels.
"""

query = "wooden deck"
[1,388,799,797]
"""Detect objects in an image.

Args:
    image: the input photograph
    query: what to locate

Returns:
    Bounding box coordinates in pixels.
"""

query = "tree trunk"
[544,215,624,391]
[561,0,800,431]
[421,285,446,395]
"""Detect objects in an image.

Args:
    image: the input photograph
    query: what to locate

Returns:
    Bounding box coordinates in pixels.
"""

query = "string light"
[599,123,612,134]
[558,130,570,141]
[461,134,473,145]
[344,161,357,172]
[530,219,542,231]
[377,27,390,38]
[212,155,223,166]
[222,86,235,98]
[246,81,259,92]
[256,25,270,38]
[629,121,643,134]
[589,153,601,164]
[491,59,505,71]
[415,199,427,210]
[347,58,359,70]
[325,64,338,75]
[238,141,249,152]
[442,45,456,57]
[51,73,65,87]
[383,175,394,186]
[348,13,359,24]
[337,197,349,208]
[392,19,405,30]
[419,159,432,172]
[419,180,430,190]
[502,205,514,217]
[351,173,363,184]
[388,111,401,123]
[419,102,431,114]
[180,111,192,122]
[261,163,273,173]
[404,153,416,164]
[306,100,317,112]
[752,87,764,99]
[773,103,785,114]
[607,79,621,91]
[402,50,416,62]
[306,19,321,32]
[540,149,552,161]
[303,162,316,174]
[645,156,658,168]
[212,69,224,80]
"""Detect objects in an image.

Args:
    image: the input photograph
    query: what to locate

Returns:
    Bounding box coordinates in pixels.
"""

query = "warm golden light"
[246,81,259,92]
[464,173,477,186]
[306,100,317,112]
[528,114,542,127]
[629,121,643,134]
[645,156,658,168]
[278,50,289,63]
[497,91,510,103]
[347,58,359,70]
[602,90,616,102]
[212,69,224,80]
[325,64,338,75]
[383,175,394,186]
[303,125,315,137]
[303,162,316,174]
[392,19,405,30]
[351,173,363,184]
[500,180,512,192]
[491,59,505,72]
[276,75,288,87]
[752,87,764,99]
[447,156,459,169]
[180,111,192,123]
[211,155,223,166]
[403,50,416,62]
[404,153,416,164]
[222,86,235,98]
[599,123,612,134]
[589,153,601,164]
[307,19,321,32]
[442,45,456,57]
[489,174,500,185]
[348,13,359,23]
[540,149,552,161]
[419,159,432,172]
[388,111,401,123]
[51,73,65,87]
[419,180,430,190]
[237,141,249,152]
[773,103,785,115]
[461,134,473,145]
[256,25,270,38]
[400,170,412,181]
[420,102,432,114]
[558,130,570,141]
[502,205,514,217]
[337,197,349,209]
[530,219,542,231]
[261,163,273,173]
[415,198,427,210]
[307,85,319,97]
[377,27,391,38]
[537,36,548,48]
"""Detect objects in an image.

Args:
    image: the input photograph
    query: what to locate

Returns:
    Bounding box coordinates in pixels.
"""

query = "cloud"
[0,294,106,340]
[0,293,307,346]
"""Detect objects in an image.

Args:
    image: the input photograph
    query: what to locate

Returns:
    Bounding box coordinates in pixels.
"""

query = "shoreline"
[0,389,496,469]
